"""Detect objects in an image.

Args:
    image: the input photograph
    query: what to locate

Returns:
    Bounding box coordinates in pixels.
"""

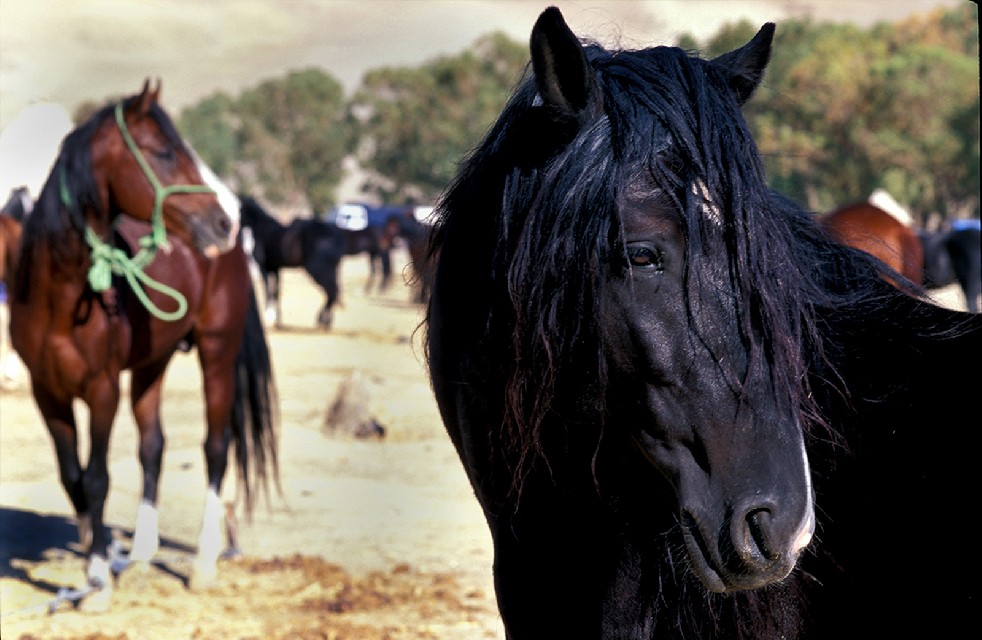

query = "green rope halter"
[67,102,218,321]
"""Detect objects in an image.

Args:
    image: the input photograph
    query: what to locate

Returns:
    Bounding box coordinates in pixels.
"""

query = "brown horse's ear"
[711,23,775,105]
[530,6,597,117]
[134,78,161,115]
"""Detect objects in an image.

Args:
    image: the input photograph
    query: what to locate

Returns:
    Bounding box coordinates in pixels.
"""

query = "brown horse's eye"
[152,147,176,163]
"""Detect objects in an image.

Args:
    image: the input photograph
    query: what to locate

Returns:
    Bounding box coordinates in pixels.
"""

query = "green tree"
[179,92,238,176]
[350,32,528,202]
[180,68,350,213]
[741,5,978,222]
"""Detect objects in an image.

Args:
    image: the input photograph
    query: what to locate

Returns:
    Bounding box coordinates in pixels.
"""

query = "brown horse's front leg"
[32,386,90,543]
[78,374,121,611]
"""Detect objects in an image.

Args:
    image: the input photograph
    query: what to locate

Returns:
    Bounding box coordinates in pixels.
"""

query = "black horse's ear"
[711,23,775,105]
[530,6,597,116]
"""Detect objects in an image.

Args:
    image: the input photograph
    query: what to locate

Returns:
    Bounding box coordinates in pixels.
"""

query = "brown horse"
[8,81,278,610]
[0,186,31,286]
[821,201,924,285]
[1,193,26,388]
[0,212,21,287]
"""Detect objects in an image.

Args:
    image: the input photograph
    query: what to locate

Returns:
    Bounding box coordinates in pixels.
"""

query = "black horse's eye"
[627,246,665,272]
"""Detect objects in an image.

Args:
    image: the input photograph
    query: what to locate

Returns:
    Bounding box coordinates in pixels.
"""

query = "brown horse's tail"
[231,284,280,516]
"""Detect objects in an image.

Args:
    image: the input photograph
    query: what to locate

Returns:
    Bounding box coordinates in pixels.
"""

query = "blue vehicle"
[325,202,410,231]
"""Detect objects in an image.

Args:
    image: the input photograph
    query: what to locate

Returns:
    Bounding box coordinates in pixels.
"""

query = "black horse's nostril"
[724,503,779,574]
[745,508,775,564]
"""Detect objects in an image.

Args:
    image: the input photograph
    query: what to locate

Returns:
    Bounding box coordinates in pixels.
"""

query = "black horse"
[328,203,417,295]
[389,211,434,304]
[920,220,981,313]
[239,195,344,329]
[338,223,397,294]
[425,8,980,639]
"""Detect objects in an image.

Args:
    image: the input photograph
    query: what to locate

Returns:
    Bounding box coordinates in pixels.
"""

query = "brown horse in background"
[0,212,22,287]
[821,201,924,285]
[0,186,31,286]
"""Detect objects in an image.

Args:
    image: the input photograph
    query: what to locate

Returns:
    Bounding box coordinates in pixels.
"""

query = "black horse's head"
[430,7,822,594]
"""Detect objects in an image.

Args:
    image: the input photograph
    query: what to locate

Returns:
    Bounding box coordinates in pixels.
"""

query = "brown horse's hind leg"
[128,360,171,563]
[190,336,238,590]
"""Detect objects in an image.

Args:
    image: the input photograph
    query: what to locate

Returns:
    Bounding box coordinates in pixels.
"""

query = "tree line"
[170,3,976,225]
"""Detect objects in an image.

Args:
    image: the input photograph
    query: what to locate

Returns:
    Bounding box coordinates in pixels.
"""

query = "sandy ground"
[0,249,506,639]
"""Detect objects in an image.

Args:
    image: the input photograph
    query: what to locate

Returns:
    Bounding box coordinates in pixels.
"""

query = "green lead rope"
[83,225,188,321]
[64,101,218,322]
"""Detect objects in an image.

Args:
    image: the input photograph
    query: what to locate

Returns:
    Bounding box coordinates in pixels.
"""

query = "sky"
[0,0,970,197]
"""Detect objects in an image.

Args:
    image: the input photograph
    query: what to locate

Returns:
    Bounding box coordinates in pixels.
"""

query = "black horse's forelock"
[500,116,620,465]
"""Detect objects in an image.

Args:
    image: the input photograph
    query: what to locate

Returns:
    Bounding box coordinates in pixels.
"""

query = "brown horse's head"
[92,79,239,257]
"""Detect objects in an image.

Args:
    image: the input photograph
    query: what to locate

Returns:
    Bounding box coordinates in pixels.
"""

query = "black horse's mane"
[238,194,285,233]
[427,38,955,491]
[15,96,186,301]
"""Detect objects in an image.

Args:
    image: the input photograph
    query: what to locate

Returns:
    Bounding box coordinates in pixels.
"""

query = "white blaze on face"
[791,437,816,554]
[693,178,723,226]
[190,147,241,237]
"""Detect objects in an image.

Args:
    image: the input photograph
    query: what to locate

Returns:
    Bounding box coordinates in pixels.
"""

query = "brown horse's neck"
[87,210,115,236]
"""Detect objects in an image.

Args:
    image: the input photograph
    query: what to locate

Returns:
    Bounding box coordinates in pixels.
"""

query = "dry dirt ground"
[0,249,506,639]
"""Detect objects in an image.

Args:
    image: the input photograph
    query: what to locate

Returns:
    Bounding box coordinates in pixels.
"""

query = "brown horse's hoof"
[115,559,155,592]
[188,564,221,592]
[77,584,113,613]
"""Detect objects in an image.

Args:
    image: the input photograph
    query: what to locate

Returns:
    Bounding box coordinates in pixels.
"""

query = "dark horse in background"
[337,203,437,304]
[397,212,435,304]
[920,219,981,313]
[239,194,344,330]
[425,8,980,639]
[328,203,413,295]
[9,82,278,611]
[339,223,397,294]
[1,185,33,221]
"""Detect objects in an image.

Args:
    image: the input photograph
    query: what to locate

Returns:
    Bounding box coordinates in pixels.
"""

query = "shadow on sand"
[0,506,198,599]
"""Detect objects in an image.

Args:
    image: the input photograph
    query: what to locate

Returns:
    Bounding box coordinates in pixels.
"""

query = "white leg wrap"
[87,554,112,589]
[194,489,223,580]
[264,303,278,328]
[130,501,160,561]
